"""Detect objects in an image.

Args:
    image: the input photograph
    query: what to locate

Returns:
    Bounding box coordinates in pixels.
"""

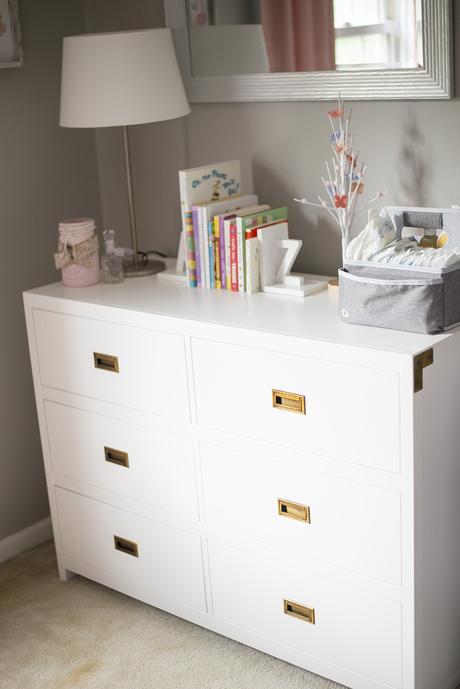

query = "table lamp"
[59,28,190,277]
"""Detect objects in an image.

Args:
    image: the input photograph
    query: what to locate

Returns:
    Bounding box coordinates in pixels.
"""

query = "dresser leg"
[58,564,75,582]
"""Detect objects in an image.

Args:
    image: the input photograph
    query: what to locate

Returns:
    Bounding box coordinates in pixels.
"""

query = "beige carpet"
[0,541,345,689]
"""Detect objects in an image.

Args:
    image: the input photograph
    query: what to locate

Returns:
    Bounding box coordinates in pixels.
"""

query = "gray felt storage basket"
[339,206,460,333]
[338,265,460,334]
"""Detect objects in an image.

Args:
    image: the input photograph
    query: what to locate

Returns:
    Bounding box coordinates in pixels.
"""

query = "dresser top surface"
[26,277,450,356]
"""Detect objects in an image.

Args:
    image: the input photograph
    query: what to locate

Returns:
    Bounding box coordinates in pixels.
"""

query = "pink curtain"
[260,0,335,72]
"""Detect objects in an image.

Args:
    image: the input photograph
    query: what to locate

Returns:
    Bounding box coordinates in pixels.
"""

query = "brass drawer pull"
[272,389,305,414]
[278,499,310,523]
[104,446,129,468]
[93,352,119,373]
[283,599,315,625]
[114,535,138,557]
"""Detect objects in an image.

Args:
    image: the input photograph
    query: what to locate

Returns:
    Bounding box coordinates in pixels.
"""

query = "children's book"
[223,214,236,290]
[184,211,196,287]
[245,230,260,294]
[218,214,230,288]
[224,205,269,291]
[213,215,224,289]
[191,206,203,286]
[240,208,288,293]
[229,221,239,291]
[208,220,215,289]
[235,205,270,291]
[195,194,258,288]
[179,160,241,287]
[240,206,288,233]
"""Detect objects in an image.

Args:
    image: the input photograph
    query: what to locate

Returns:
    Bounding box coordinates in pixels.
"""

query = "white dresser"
[24,278,460,689]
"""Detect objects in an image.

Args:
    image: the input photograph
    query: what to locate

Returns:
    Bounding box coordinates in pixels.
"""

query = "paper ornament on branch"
[294,95,386,261]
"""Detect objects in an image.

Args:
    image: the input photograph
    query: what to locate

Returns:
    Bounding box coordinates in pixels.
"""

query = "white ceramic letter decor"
[258,224,325,297]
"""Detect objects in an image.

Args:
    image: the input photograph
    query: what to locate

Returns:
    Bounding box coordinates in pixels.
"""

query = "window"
[333,0,422,70]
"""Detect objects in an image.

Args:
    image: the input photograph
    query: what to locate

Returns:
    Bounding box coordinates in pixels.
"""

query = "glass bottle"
[102,229,124,284]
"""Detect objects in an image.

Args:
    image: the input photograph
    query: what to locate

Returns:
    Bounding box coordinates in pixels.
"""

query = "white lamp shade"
[60,28,190,128]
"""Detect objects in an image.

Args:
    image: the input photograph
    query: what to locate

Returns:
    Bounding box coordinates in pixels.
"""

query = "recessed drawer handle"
[272,389,305,414]
[104,446,129,468]
[93,352,119,373]
[278,499,310,523]
[283,599,315,624]
[114,535,138,557]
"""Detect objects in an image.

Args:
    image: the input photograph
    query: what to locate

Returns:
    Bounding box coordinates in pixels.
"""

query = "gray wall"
[0,0,101,540]
[85,0,460,276]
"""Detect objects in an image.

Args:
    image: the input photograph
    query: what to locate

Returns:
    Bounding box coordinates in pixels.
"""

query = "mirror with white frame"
[165,0,452,101]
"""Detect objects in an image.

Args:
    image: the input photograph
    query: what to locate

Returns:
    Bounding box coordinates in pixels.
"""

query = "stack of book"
[179,160,288,293]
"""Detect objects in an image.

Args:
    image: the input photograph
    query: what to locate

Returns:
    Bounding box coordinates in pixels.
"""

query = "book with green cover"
[240,207,288,232]
[235,205,270,291]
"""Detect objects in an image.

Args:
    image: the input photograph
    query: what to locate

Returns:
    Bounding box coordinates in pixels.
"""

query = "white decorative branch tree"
[294,95,385,261]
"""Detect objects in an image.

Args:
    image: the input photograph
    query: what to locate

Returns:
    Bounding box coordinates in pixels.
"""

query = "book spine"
[230,221,239,292]
[192,207,202,287]
[225,219,232,290]
[185,210,197,287]
[236,218,245,292]
[201,208,210,288]
[208,220,215,289]
[214,216,221,289]
[245,236,260,293]
[219,215,226,289]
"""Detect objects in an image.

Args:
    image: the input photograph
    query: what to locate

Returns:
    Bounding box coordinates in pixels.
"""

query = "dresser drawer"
[208,540,402,688]
[192,340,400,472]
[33,309,189,421]
[56,488,205,614]
[46,402,197,518]
[201,443,401,585]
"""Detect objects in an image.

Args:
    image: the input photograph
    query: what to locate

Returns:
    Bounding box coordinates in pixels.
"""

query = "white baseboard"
[0,517,52,565]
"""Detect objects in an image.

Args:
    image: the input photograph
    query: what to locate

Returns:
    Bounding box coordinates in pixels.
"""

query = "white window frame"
[334,0,419,70]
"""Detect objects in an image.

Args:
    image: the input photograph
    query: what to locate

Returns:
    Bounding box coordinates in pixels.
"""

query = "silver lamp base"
[124,257,166,278]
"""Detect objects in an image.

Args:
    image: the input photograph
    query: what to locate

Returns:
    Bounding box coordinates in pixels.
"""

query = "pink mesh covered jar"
[54,218,100,287]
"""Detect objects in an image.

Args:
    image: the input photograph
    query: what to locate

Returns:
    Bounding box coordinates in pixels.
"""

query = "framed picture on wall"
[0,0,23,68]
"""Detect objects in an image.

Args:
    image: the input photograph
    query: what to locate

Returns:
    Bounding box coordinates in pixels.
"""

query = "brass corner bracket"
[413,348,434,393]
